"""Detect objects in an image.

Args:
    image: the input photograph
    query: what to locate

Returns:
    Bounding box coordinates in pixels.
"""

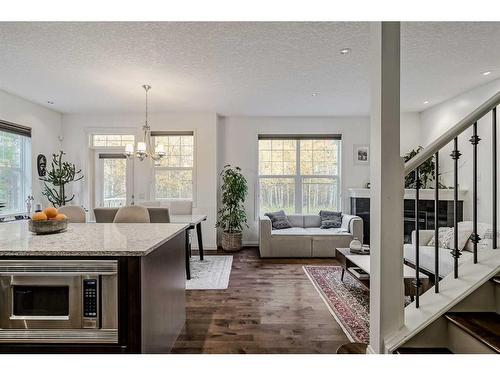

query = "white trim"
[257,138,342,216]
[302,265,356,343]
[0,131,31,216]
[366,345,377,354]
[151,132,196,204]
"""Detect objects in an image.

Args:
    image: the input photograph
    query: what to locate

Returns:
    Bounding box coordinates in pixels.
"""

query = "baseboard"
[190,245,218,251]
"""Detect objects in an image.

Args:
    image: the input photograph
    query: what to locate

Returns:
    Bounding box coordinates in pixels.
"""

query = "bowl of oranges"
[29,207,68,234]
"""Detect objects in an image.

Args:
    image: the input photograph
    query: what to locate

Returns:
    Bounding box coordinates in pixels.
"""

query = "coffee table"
[336,248,430,297]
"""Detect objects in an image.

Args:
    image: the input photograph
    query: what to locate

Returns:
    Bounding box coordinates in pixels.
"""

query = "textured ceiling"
[0,22,499,116]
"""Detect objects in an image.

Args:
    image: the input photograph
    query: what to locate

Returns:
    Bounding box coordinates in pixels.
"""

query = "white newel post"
[368,22,405,354]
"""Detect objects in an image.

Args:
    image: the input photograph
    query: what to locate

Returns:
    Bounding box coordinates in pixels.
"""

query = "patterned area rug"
[186,255,233,290]
[303,265,369,343]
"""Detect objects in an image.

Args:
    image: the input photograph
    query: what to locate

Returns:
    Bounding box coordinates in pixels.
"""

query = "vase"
[349,237,362,252]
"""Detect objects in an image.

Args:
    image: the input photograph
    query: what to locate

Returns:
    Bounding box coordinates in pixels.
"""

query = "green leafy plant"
[40,151,84,207]
[403,146,435,189]
[216,165,248,233]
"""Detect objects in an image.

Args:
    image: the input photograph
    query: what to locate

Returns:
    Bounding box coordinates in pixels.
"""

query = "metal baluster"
[450,137,462,278]
[414,168,421,307]
[470,122,481,263]
[493,107,498,249]
[434,152,439,292]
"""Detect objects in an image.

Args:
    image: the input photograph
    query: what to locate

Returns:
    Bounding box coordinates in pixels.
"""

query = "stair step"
[444,312,500,353]
[492,277,500,285]
[395,347,453,354]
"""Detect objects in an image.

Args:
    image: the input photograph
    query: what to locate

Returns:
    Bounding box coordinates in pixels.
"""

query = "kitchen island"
[0,222,188,354]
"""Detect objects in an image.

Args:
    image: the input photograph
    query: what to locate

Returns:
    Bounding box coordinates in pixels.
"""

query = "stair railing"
[404,91,499,308]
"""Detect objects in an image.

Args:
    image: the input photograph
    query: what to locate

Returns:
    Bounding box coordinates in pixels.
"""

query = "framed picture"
[354,144,369,165]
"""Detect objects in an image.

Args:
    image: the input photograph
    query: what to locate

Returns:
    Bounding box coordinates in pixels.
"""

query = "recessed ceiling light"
[482,71,492,76]
[311,93,319,97]
[423,100,429,104]
[47,101,54,105]
[340,48,351,55]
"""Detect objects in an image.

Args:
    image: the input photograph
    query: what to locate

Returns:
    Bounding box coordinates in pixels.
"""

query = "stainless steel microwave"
[0,260,118,344]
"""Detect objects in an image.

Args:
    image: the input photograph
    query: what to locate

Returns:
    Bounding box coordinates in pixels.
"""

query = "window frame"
[151,131,196,204]
[0,122,32,217]
[257,135,341,216]
[86,128,137,212]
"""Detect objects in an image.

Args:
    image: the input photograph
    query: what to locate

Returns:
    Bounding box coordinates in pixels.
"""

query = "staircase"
[386,91,500,354]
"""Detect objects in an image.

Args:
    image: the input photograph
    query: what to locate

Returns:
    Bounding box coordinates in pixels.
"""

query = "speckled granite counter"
[0,221,188,354]
[0,221,189,256]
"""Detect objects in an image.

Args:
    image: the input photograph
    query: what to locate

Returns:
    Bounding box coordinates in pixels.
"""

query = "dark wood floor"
[171,248,350,354]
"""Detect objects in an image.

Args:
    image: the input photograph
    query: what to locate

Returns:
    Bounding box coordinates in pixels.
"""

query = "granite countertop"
[0,222,189,256]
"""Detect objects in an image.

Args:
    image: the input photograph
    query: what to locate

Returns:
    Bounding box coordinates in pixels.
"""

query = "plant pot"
[222,231,243,252]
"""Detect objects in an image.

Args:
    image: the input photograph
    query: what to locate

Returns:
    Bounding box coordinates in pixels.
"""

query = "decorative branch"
[40,151,84,207]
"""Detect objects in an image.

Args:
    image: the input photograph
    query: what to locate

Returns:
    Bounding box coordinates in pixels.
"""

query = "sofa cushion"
[427,226,472,251]
[319,210,343,229]
[304,227,350,236]
[304,215,322,228]
[287,214,304,228]
[460,221,500,252]
[271,227,310,236]
[265,210,292,229]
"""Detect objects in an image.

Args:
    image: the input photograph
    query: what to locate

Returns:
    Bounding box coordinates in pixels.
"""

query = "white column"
[368,22,405,354]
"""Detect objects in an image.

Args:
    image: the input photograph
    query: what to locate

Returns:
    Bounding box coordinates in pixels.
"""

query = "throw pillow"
[265,210,292,230]
[427,226,472,251]
[319,210,342,229]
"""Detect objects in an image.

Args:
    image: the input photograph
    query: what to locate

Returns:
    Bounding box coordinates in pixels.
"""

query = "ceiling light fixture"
[423,100,429,104]
[311,93,319,97]
[124,85,166,162]
[340,48,351,55]
[482,71,492,76]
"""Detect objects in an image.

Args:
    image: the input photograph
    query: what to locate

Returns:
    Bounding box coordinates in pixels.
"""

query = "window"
[0,122,32,216]
[258,136,341,215]
[91,134,135,148]
[97,154,128,208]
[152,132,194,200]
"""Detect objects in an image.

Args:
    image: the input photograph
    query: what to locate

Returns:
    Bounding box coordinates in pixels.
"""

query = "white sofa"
[404,230,473,278]
[403,220,498,278]
[259,213,363,258]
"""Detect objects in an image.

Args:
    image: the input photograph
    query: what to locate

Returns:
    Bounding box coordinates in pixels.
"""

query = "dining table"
[169,214,207,280]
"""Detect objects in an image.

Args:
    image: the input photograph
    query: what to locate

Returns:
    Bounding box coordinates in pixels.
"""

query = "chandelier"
[124,85,166,161]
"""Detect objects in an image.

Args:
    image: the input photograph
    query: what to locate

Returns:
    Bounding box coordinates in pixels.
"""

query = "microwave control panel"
[83,279,98,319]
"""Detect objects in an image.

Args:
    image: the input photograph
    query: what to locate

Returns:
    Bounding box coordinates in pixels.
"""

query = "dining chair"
[58,206,86,223]
[147,208,170,223]
[93,207,119,223]
[113,205,150,223]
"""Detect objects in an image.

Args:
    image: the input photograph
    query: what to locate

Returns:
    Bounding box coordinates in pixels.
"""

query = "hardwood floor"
[171,248,350,354]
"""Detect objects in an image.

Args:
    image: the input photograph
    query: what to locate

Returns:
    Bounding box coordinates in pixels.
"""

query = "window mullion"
[295,140,302,214]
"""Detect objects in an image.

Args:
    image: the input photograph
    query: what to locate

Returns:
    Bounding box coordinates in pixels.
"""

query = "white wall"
[61,112,218,249]
[400,112,421,155]
[218,114,420,245]
[419,78,500,224]
[0,89,62,208]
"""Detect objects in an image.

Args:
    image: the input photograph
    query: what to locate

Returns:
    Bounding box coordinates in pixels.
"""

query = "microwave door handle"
[10,315,70,321]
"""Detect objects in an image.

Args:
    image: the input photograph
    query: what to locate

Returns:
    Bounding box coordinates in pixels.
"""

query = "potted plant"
[40,151,84,207]
[403,146,435,189]
[216,165,248,251]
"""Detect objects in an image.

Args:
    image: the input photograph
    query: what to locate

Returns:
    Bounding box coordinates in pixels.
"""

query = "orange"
[43,207,58,219]
[32,212,48,221]
[53,213,67,221]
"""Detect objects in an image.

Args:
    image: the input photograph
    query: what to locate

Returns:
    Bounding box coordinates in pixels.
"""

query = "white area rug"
[186,255,233,290]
